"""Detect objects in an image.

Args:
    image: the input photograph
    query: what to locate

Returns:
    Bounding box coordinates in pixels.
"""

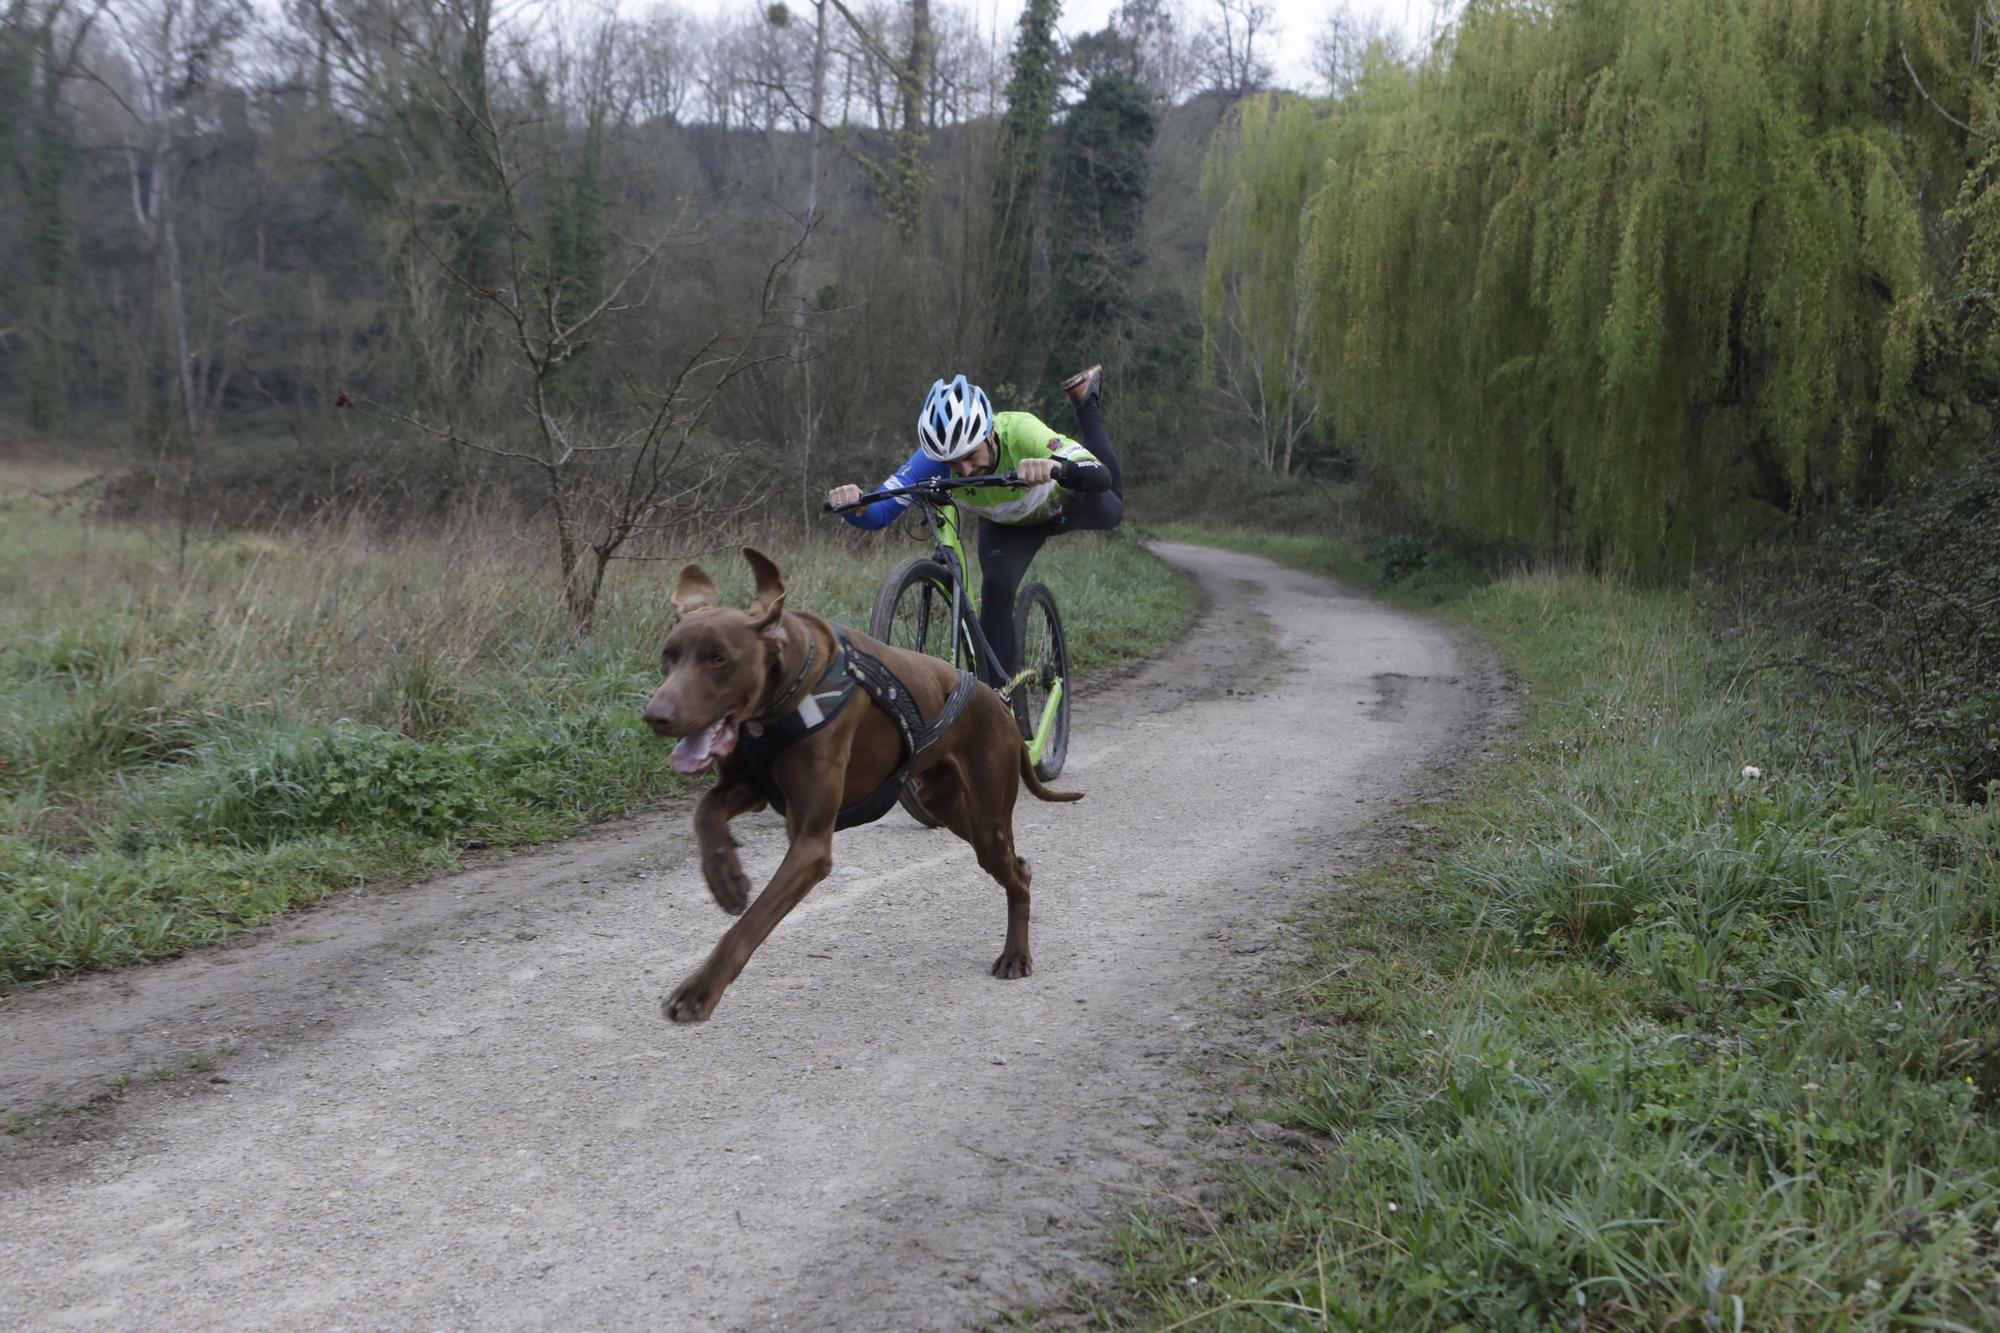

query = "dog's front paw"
[663,971,723,1023]
[990,949,1034,980]
[701,850,752,916]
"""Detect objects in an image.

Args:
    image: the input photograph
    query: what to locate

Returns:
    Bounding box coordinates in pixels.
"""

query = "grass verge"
[0,487,1193,988]
[1068,534,2000,1329]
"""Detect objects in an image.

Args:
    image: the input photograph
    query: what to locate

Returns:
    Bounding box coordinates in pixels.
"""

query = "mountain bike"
[824,474,1071,827]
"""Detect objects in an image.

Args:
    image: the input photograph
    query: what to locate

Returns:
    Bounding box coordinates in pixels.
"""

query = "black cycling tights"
[977,397,1124,678]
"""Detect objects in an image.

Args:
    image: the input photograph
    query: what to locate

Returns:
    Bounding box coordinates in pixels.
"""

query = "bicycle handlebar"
[821,472,1023,513]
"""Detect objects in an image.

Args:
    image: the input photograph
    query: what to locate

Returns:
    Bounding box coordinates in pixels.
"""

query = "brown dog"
[641,547,1081,1023]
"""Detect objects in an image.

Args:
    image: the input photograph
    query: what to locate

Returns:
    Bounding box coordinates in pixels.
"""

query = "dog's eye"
[708,652,729,668]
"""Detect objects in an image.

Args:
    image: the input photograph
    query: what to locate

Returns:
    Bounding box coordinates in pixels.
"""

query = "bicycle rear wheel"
[1011,582,1070,780]
[867,557,976,827]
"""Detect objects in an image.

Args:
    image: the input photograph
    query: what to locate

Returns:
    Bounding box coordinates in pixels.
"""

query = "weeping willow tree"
[1202,94,1330,475]
[1209,0,1993,568]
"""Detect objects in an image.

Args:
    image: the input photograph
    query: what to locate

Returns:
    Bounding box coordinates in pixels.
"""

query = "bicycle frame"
[912,498,1001,687]
[1026,680,1065,769]
[910,500,1065,766]
[830,475,1067,766]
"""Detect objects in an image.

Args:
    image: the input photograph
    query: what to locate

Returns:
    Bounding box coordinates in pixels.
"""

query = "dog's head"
[641,547,790,775]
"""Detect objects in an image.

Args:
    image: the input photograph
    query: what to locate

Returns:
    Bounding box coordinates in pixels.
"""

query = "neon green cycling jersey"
[957,411,1104,526]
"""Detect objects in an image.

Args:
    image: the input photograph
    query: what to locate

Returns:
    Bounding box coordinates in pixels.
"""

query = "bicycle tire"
[1011,581,1071,780]
[867,557,977,828]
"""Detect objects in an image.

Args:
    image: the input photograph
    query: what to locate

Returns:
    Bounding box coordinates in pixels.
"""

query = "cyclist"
[826,366,1123,678]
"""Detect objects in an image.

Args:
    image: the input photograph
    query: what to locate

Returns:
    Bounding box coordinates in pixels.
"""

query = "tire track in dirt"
[0,543,1500,1331]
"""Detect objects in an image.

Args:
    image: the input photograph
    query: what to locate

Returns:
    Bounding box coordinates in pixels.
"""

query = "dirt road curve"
[0,543,1496,1331]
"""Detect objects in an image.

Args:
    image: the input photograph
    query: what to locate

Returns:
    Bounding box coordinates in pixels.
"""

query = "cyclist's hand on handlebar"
[826,483,862,510]
[1015,457,1059,485]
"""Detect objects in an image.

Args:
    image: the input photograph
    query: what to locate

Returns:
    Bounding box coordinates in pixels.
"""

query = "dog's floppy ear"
[672,563,721,617]
[742,547,787,632]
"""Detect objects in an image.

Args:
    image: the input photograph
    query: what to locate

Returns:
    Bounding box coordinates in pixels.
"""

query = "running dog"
[640,548,1081,1023]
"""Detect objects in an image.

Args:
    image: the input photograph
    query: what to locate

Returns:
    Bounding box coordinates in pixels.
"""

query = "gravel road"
[0,542,1497,1330]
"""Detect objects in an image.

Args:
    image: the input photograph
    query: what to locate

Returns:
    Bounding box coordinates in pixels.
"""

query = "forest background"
[1,0,1402,622]
[7,0,2000,588]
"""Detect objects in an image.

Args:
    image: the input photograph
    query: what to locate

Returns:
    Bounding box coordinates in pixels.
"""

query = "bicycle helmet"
[916,374,995,462]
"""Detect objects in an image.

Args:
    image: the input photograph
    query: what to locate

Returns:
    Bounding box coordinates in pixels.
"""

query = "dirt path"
[0,543,1500,1330]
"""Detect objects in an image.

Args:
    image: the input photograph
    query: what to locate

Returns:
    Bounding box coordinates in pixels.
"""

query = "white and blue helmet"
[917,374,995,462]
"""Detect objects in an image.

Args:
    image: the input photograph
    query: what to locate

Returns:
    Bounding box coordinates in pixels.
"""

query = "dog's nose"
[641,699,677,736]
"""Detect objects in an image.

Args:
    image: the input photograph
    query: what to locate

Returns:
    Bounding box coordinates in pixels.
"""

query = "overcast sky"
[1021,0,1451,89]
[675,0,1456,94]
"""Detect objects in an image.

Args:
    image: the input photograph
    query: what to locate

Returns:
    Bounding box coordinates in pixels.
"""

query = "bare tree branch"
[1902,43,1993,142]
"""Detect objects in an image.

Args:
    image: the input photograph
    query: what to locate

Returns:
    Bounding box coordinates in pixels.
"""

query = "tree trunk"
[791,0,828,351]
[575,545,612,636]
[140,155,211,576]
[161,205,202,451]
[1744,434,1797,513]
[890,0,931,235]
[314,21,331,109]
[988,0,1061,386]
[24,20,72,432]
[556,506,592,632]
[791,0,829,516]
[899,0,929,142]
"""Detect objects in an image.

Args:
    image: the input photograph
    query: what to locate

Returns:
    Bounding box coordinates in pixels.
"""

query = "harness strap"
[911,669,978,755]
[756,630,818,724]
[836,634,977,829]
[846,643,925,755]
[733,629,977,831]
[733,639,856,815]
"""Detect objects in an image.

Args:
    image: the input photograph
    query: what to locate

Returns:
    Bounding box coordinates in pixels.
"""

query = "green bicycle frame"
[1026,679,1064,765]
[887,483,1067,766]
[930,504,981,674]
[937,502,969,580]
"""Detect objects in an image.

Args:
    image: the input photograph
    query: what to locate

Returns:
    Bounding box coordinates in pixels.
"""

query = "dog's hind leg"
[928,756,1035,980]
[693,770,766,916]
[979,828,1034,979]
[665,790,839,1024]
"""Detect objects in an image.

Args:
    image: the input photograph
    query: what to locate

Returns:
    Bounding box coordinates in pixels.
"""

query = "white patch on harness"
[796,693,825,728]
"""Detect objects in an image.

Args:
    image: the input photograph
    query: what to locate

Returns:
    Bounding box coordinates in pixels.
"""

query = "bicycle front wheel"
[867,557,972,828]
[869,558,976,670]
[1012,581,1070,780]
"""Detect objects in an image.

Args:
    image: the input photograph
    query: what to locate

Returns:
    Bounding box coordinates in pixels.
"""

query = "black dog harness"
[735,629,977,830]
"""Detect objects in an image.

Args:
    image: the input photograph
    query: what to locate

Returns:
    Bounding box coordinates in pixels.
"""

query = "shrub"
[1725,455,2000,797]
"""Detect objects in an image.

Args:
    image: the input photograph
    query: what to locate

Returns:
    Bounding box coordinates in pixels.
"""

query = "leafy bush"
[126,725,488,847]
[1725,455,2000,797]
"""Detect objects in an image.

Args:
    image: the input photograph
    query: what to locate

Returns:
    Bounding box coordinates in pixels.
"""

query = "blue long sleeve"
[841,449,949,530]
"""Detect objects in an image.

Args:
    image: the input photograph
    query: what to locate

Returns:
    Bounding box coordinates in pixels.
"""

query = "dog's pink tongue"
[670,719,725,774]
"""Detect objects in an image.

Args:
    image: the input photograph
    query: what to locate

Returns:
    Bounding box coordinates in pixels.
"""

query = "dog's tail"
[1019,742,1083,803]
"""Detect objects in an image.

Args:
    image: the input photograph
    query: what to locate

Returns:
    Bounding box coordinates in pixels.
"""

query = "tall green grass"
[1076,556,2000,1329]
[0,495,1192,987]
